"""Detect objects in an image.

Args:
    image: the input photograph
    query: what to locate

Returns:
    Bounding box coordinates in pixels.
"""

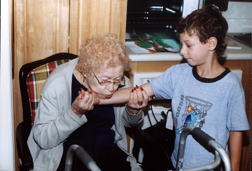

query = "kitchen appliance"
[126,0,198,34]
[126,0,229,41]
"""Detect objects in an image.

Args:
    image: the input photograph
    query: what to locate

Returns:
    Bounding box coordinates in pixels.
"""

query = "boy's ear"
[208,37,217,50]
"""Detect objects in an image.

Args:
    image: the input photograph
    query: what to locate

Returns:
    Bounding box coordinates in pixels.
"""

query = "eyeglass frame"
[91,71,125,87]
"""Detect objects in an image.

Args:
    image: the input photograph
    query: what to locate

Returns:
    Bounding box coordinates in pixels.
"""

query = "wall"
[0,0,15,170]
[223,1,252,33]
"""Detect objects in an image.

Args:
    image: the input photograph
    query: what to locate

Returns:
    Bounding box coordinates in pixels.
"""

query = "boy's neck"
[196,59,225,79]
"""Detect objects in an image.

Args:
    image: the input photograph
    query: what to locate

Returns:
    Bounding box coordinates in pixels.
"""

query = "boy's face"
[179,32,211,67]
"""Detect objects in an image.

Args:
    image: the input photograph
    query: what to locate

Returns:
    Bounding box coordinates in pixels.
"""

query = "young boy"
[99,4,250,171]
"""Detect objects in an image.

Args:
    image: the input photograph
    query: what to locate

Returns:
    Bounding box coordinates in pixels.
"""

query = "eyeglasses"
[92,71,125,87]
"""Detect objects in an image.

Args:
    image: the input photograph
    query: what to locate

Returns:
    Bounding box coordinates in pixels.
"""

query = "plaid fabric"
[26,59,71,125]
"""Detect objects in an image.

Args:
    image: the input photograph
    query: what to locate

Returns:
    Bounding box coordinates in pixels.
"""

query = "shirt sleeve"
[149,66,175,99]
[226,77,250,131]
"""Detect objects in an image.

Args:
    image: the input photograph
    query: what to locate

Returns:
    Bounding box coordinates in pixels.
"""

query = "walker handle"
[176,126,232,171]
[191,127,215,148]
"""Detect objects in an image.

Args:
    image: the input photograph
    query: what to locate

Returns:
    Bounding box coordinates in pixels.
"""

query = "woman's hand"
[71,88,99,117]
[126,85,151,115]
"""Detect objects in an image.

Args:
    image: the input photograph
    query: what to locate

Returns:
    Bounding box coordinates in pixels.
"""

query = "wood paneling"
[13,1,70,170]
[69,0,127,55]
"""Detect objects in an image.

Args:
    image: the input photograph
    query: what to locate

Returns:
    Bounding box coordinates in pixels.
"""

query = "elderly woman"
[27,34,149,171]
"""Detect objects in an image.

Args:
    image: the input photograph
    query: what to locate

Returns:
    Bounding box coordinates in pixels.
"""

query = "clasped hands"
[126,85,151,115]
[71,85,151,117]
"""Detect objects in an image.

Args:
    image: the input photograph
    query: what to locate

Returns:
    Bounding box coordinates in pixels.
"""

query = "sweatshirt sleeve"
[32,78,86,150]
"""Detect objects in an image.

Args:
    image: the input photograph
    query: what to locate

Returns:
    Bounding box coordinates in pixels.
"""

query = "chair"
[16,53,77,171]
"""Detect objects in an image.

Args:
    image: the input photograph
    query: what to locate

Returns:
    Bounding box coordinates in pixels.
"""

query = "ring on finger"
[138,101,143,106]
[93,100,97,105]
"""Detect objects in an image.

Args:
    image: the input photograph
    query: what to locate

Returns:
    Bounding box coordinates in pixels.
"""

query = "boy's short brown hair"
[176,4,228,58]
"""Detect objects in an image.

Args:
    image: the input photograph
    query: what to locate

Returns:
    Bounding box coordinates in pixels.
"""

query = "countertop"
[126,36,252,62]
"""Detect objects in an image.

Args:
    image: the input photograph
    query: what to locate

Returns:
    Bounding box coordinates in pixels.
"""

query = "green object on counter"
[133,30,182,51]
[136,39,153,48]
[134,30,153,48]
[150,36,181,50]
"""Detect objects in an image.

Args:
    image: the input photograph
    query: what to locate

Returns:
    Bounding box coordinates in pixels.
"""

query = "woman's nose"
[106,83,116,92]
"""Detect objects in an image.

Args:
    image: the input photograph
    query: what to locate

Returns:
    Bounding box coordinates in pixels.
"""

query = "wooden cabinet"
[128,60,251,171]
[12,0,127,170]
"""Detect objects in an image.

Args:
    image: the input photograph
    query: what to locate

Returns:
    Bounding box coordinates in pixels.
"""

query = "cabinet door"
[13,1,70,170]
[14,0,70,62]
[69,0,127,54]
[13,0,70,122]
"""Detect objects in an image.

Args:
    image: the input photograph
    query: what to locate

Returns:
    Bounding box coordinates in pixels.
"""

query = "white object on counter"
[126,37,252,62]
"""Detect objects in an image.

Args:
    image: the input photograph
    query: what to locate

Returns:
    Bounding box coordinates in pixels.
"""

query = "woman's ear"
[208,37,217,50]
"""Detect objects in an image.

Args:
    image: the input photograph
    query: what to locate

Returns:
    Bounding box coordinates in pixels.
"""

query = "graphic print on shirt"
[176,96,213,135]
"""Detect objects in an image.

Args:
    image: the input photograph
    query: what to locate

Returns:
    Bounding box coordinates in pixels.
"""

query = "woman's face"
[85,65,125,99]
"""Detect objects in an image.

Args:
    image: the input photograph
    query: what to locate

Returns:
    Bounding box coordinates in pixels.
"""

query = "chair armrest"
[16,122,33,170]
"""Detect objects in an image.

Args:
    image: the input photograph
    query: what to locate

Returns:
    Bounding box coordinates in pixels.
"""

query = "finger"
[133,88,143,106]
[87,88,93,93]
[83,92,95,110]
[80,91,91,102]
[78,90,85,101]
[138,87,150,107]
[135,86,144,106]
[140,86,152,101]
[86,90,98,105]
[133,87,139,103]
[93,98,98,105]
[127,88,135,107]
[78,87,84,95]
[95,97,100,104]
[85,92,97,106]
[129,88,135,101]
[78,88,85,100]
